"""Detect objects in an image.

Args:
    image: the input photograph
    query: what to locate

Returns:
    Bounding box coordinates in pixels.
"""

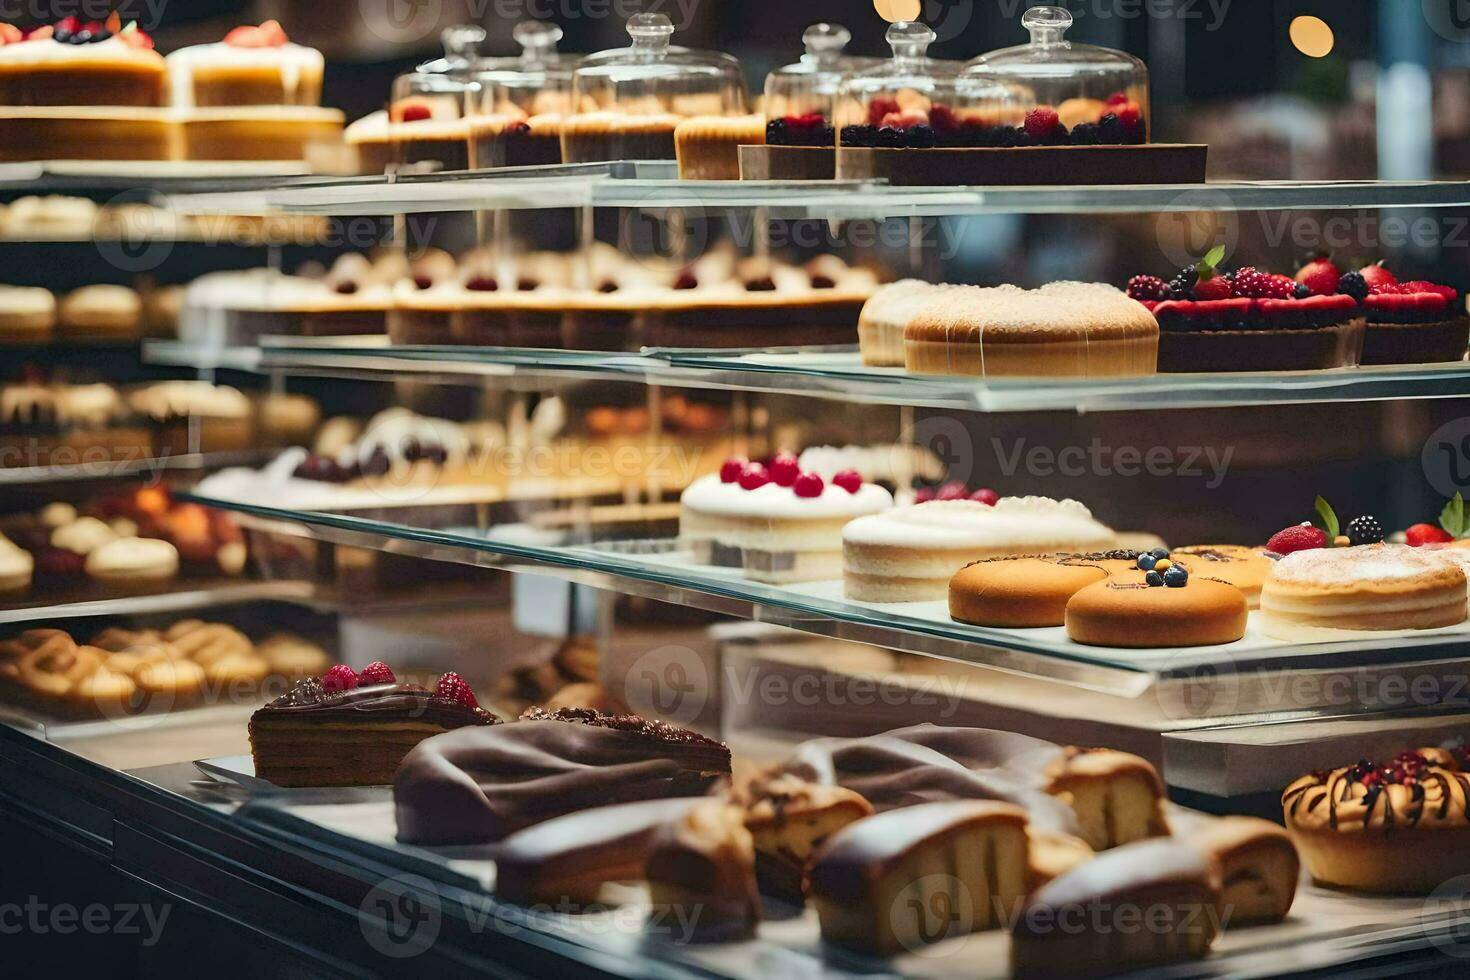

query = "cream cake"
[680,456,893,584]
[167,21,324,108]
[904,281,1159,377]
[0,22,165,107]
[1258,544,1468,640]
[843,496,1117,602]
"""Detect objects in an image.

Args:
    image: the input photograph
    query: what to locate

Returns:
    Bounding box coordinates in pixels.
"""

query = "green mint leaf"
[1441,492,1467,538]
[1203,244,1226,267]
[1314,495,1339,539]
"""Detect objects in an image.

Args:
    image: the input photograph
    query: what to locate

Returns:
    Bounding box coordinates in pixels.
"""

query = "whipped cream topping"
[0,34,164,67]
[1268,543,1465,586]
[842,496,1115,549]
[681,473,893,519]
[798,444,944,483]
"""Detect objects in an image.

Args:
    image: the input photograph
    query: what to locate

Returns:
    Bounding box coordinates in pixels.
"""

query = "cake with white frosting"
[0,20,165,107]
[167,21,323,108]
[843,496,1117,602]
[681,454,893,583]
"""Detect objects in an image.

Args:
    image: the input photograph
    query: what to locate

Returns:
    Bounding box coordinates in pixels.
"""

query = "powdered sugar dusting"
[1270,544,1464,586]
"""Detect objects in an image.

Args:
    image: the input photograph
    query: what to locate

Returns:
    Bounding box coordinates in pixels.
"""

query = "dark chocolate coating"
[394,711,731,845]
[250,680,498,730]
[496,797,705,905]
[782,723,1076,835]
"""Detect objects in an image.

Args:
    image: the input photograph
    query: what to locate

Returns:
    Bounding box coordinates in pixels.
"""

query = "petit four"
[167,21,324,108]
[249,666,497,788]
[809,800,1031,955]
[1064,571,1248,648]
[903,282,1159,377]
[394,707,731,845]
[843,497,1116,602]
[1283,748,1470,893]
[496,797,705,905]
[1010,838,1222,977]
[680,456,893,583]
[646,800,762,941]
[1259,544,1468,640]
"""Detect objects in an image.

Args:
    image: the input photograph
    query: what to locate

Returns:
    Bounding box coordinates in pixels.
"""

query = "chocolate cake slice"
[248,677,498,787]
[394,707,730,845]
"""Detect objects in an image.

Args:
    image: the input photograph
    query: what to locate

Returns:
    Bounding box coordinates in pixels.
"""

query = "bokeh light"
[874,0,922,23]
[1289,16,1335,58]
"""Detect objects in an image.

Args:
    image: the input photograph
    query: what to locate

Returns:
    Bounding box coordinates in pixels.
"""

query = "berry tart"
[1283,747,1470,893]
[0,17,164,107]
[680,455,893,583]
[1128,248,1367,372]
[248,665,499,787]
[1340,261,1467,365]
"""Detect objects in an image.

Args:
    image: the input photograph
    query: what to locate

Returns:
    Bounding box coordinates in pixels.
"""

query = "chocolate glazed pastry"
[249,679,498,788]
[781,723,1078,835]
[394,707,731,845]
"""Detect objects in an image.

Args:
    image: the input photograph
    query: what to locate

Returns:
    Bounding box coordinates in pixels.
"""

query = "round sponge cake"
[1065,575,1248,648]
[950,555,1109,628]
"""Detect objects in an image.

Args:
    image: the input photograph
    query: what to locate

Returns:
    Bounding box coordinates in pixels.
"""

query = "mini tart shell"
[1064,573,1248,647]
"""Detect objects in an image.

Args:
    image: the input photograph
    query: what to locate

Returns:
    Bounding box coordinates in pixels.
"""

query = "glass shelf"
[0,448,272,487]
[181,488,1470,715]
[0,579,320,626]
[148,336,1470,413]
[154,162,1470,218]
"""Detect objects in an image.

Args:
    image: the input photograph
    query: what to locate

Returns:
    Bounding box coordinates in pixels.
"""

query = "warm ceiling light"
[874,0,922,23]
[1289,15,1335,58]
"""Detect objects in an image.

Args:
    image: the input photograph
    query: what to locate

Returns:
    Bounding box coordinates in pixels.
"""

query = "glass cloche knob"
[1022,5,1073,46]
[803,23,852,63]
[513,20,564,58]
[440,24,486,64]
[886,21,936,60]
[627,12,676,50]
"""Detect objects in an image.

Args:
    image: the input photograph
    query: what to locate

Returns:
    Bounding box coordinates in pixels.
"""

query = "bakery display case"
[12,7,1470,979]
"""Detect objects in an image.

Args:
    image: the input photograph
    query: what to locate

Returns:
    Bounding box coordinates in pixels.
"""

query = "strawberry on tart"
[679,454,893,584]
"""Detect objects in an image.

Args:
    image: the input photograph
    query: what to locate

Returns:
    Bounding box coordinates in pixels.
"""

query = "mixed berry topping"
[913,482,998,504]
[766,113,834,148]
[841,92,1146,150]
[1265,496,1383,554]
[1404,491,1470,547]
[1136,548,1188,587]
[357,661,396,686]
[718,457,748,484]
[1345,515,1385,546]
[738,462,770,490]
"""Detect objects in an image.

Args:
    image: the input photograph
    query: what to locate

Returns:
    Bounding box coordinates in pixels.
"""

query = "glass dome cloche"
[384,24,486,172]
[833,21,978,153]
[561,12,748,163]
[467,20,576,168]
[763,23,877,148]
[959,5,1150,146]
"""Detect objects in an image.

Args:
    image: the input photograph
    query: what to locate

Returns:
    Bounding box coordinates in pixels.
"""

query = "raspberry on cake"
[680,459,893,583]
[1360,277,1468,365]
[843,496,1117,602]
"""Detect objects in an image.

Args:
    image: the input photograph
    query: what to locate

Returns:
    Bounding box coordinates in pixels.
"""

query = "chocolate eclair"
[248,678,498,788]
[394,708,731,845]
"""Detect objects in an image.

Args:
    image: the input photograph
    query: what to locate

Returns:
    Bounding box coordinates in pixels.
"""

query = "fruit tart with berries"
[1283,746,1470,893]
[1127,247,1367,372]
[1297,258,1468,366]
[248,663,498,787]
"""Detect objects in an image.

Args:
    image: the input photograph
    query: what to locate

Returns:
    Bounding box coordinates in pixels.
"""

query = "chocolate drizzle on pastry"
[255,678,498,728]
[395,709,731,845]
